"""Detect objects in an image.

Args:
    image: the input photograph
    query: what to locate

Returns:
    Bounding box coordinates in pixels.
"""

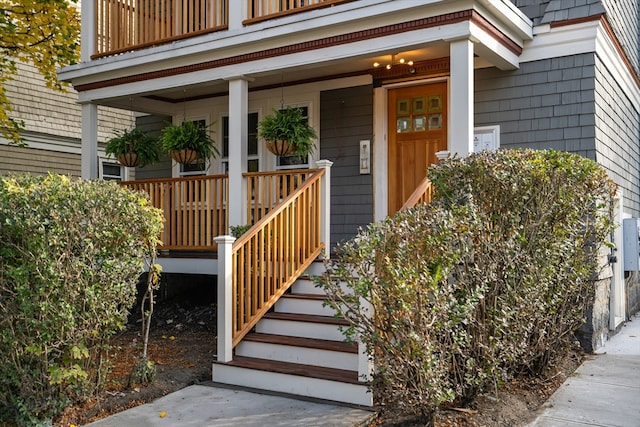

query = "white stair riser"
[236,341,358,371]
[256,319,346,341]
[275,297,337,316]
[292,279,352,296]
[212,364,373,407]
[303,261,327,277]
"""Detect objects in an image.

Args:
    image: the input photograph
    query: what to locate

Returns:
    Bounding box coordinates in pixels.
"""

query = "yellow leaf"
[169,336,176,341]
[159,411,167,418]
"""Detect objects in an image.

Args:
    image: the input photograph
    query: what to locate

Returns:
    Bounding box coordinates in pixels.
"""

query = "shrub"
[319,149,616,424]
[0,174,163,426]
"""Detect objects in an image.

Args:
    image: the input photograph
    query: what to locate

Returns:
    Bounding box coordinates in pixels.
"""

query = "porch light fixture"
[373,54,414,70]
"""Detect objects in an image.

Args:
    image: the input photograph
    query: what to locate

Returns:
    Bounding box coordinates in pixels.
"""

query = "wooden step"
[242,333,357,354]
[217,356,361,385]
[262,311,348,326]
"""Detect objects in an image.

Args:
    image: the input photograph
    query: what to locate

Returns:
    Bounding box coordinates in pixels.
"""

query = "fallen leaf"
[159,411,167,418]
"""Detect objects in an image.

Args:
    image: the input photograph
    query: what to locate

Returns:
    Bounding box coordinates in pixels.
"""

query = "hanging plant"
[258,107,317,157]
[159,120,219,164]
[105,127,161,168]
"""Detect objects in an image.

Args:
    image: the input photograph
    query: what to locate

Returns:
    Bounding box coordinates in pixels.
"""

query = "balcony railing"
[94,0,352,57]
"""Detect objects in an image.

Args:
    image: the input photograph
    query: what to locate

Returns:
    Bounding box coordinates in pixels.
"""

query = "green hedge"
[319,149,617,424]
[0,174,163,426]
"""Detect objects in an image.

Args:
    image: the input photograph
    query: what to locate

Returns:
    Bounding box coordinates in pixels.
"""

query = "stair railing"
[400,176,433,210]
[215,160,332,362]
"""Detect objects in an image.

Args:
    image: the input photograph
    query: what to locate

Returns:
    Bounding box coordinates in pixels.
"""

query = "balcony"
[94,0,353,57]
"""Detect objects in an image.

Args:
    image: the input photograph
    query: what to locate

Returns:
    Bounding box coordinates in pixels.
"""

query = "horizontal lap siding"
[320,85,374,251]
[0,145,80,176]
[133,114,173,180]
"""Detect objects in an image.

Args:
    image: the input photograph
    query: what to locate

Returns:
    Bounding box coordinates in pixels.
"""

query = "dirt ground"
[54,297,584,427]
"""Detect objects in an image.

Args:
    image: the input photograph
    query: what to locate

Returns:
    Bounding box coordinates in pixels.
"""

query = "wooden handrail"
[400,176,434,210]
[231,168,325,346]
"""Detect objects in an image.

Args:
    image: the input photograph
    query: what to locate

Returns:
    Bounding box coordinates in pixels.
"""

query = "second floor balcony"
[94,0,353,58]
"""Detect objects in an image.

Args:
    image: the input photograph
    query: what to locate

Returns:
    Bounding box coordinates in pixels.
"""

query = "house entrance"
[387,82,447,214]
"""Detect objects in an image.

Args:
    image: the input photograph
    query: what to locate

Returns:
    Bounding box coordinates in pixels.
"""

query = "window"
[221,112,259,173]
[276,106,310,170]
[101,162,124,181]
[179,119,208,177]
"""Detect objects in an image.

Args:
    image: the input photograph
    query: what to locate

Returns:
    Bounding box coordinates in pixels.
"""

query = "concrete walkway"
[528,314,640,427]
[84,384,374,427]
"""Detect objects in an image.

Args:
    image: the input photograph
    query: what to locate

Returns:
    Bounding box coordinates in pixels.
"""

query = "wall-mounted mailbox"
[623,218,640,271]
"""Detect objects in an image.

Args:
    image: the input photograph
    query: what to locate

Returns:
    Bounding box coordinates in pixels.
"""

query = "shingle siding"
[594,54,640,215]
[601,0,640,75]
[320,85,374,250]
[6,62,134,143]
[475,54,597,160]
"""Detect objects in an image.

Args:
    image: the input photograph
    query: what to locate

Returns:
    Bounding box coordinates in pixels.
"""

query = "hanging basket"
[170,149,200,164]
[118,152,140,168]
[265,139,296,156]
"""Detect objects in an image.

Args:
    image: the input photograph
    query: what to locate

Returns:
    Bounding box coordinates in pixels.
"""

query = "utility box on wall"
[623,218,640,271]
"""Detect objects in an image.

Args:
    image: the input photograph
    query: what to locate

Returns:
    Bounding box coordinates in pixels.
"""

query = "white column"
[81,103,99,179]
[316,159,333,258]
[214,235,235,362]
[80,0,96,62]
[449,39,475,157]
[226,77,251,226]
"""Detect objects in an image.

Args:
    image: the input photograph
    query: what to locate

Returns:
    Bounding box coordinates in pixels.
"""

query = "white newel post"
[214,235,235,362]
[316,159,333,258]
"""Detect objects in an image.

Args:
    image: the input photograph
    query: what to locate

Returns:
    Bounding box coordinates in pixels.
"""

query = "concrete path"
[84,383,374,427]
[528,314,640,427]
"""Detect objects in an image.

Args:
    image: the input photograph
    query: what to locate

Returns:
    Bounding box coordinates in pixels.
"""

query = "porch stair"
[211,261,372,407]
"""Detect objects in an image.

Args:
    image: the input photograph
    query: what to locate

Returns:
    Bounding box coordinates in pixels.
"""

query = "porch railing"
[123,174,229,250]
[229,167,325,347]
[121,169,315,250]
[400,176,433,210]
[95,0,229,57]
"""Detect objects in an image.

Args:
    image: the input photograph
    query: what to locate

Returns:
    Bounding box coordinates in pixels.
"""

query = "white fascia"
[77,21,474,103]
[519,20,599,64]
[477,0,533,41]
[594,24,640,110]
[469,20,520,70]
[1,131,82,155]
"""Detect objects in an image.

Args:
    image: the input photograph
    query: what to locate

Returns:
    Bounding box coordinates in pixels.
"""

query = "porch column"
[317,159,333,257]
[449,38,475,157]
[81,103,99,179]
[226,76,251,226]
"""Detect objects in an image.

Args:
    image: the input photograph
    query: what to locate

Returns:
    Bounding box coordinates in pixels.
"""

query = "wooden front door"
[388,82,447,214]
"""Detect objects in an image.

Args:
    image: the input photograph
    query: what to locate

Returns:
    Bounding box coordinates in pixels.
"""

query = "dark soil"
[54,295,584,427]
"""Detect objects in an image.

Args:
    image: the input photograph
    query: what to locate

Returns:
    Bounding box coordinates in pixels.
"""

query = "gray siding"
[134,114,173,180]
[594,54,640,216]
[320,85,374,250]
[511,0,551,24]
[602,0,640,75]
[475,54,597,160]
